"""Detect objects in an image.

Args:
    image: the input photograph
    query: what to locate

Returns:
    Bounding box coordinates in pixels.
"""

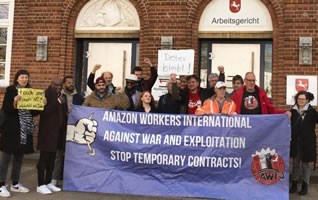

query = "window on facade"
[264,44,272,98]
[0,28,7,79]
[0,4,8,19]
[0,1,14,86]
[199,42,208,88]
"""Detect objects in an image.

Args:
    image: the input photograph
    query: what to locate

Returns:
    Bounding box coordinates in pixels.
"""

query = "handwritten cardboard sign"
[17,88,45,110]
[158,50,194,76]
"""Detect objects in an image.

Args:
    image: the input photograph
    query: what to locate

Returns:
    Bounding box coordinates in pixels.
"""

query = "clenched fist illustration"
[67,117,98,144]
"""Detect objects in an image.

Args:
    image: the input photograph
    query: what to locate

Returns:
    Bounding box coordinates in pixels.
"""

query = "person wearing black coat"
[158,80,181,114]
[36,78,67,194]
[133,58,158,92]
[289,91,318,196]
[50,76,84,186]
[135,91,158,113]
[171,74,214,114]
[0,70,39,197]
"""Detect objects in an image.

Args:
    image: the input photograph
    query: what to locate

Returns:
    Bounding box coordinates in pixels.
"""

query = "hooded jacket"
[195,95,236,115]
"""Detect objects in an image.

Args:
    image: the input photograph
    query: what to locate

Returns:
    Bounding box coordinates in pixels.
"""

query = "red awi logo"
[295,79,309,91]
[251,148,285,185]
[230,0,241,13]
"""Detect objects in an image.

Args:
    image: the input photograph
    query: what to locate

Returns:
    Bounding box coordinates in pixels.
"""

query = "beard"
[65,86,74,93]
[97,88,106,95]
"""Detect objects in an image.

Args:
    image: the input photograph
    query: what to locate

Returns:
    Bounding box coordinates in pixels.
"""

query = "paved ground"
[2,153,318,200]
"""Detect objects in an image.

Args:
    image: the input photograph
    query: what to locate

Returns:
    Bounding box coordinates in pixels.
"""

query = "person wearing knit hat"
[87,64,117,94]
[95,77,106,85]
[82,75,130,110]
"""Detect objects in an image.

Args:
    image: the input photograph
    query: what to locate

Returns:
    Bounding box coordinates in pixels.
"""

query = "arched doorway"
[74,0,140,94]
[198,0,273,97]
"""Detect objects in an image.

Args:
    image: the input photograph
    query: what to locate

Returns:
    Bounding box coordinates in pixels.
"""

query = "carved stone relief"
[76,0,140,30]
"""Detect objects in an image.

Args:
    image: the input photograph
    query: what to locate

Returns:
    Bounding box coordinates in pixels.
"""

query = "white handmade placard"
[158,50,194,76]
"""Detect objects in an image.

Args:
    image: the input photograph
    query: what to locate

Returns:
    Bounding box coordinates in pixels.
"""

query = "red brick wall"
[1,0,317,165]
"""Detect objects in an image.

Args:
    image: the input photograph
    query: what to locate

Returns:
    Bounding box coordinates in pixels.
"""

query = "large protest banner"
[64,105,290,200]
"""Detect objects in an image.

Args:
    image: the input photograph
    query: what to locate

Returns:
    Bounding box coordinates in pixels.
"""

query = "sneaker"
[51,179,57,186]
[0,186,11,197]
[46,183,61,192]
[11,183,30,193]
[36,185,52,195]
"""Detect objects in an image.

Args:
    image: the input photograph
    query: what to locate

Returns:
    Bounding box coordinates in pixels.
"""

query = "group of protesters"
[0,57,317,197]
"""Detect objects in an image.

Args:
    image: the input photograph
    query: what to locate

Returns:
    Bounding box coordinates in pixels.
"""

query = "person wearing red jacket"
[231,72,290,117]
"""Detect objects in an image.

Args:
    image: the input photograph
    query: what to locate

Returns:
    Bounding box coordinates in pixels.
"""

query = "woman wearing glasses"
[289,91,318,195]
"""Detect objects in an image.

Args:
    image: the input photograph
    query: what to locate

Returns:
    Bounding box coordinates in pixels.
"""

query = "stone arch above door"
[75,0,140,38]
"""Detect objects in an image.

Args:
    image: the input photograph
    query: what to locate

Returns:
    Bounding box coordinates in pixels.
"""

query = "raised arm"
[143,57,158,90]
[87,64,102,91]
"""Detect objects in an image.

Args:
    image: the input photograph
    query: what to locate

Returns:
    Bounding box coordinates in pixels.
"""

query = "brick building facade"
[0,0,317,163]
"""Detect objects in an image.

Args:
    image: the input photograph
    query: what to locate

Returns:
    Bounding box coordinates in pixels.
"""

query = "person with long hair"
[289,91,318,195]
[135,91,158,113]
[0,70,39,197]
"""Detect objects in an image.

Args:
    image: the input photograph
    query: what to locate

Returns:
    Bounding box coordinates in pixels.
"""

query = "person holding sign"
[289,91,318,196]
[157,80,181,114]
[195,81,236,115]
[135,91,158,113]
[37,78,66,194]
[171,73,214,114]
[0,70,40,197]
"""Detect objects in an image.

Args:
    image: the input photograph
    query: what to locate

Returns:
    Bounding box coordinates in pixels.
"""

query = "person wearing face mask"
[0,70,41,197]
[36,77,67,195]
[135,91,158,113]
[289,91,318,196]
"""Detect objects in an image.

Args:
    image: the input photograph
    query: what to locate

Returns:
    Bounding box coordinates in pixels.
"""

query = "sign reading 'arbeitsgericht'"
[64,105,290,200]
